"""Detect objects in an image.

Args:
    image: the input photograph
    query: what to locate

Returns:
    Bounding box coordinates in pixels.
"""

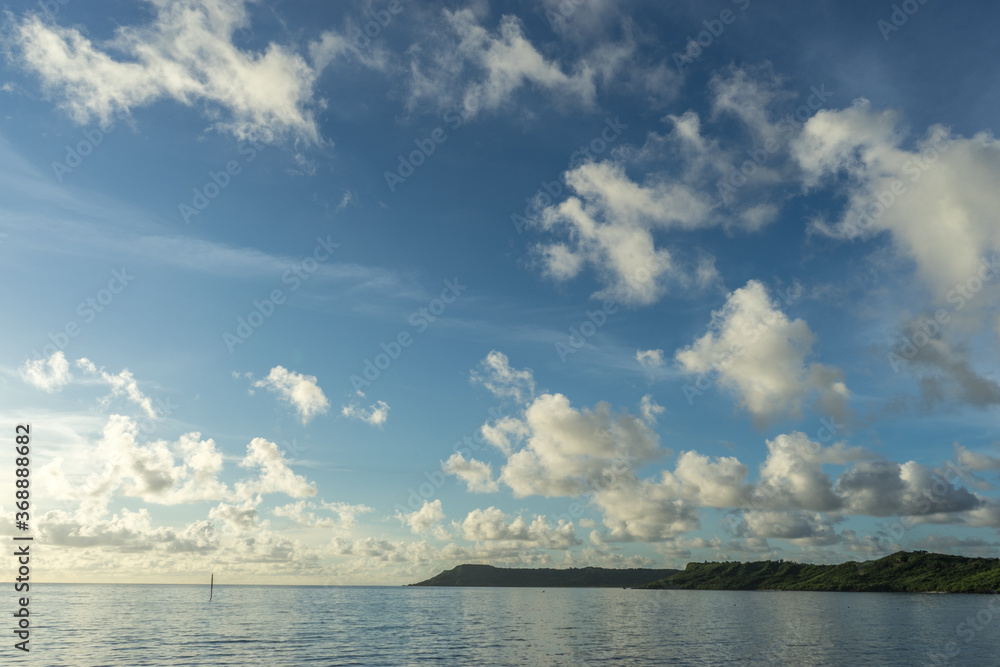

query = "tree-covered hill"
[411,553,1000,592]
[410,564,680,587]
[642,551,1000,593]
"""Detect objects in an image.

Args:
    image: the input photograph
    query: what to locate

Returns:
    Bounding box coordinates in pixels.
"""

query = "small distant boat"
[210,573,214,601]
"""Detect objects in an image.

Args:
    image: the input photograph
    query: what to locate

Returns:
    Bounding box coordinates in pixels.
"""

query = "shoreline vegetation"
[412,552,1000,593]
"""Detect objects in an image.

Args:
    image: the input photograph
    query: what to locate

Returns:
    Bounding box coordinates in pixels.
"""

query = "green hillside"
[410,564,680,587]
[642,551,1000,593]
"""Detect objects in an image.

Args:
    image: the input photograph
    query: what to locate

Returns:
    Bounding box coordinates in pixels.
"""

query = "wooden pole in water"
[210,573,214,601]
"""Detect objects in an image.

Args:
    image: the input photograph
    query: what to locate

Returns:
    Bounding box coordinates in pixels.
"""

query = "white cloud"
[459,346,996,547]
[593,481,700,542]
[739,511,840,546]
[635,348,664,369]
[408,10,596,119]
[479,416,531,455]
[39,414,230,507]
[39,506,205,550]
[675,280,850,427]
[235,437,316,499]
[463,371,714,542]
[659,450,752,509]
[274,500,373,530]
[528,65,812,306]
[534,160,711,305]
[458,507,578,549]
[20,350,71,392]
[496,392,662,497]
[638,394,664,424]
[341,400,390,428]
[470,350,535,403]
[753,432,859,512]
[209,497,263,534]
[793,99,1000,309]
[253,366,329,424]
[77,358,157,418]
[397,499,445,535]
[11,0,322,142]
[442,453,499,493]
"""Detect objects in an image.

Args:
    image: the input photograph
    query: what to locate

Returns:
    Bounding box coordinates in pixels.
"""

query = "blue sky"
[2,0,1000,584]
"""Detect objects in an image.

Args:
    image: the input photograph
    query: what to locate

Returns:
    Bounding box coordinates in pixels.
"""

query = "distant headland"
[411,552,1000,593]
[409,564,679,588]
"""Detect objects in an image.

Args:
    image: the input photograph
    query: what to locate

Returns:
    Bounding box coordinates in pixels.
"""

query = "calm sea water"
[8,584,999,665]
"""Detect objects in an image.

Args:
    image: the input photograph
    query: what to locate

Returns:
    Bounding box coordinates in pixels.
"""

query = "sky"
[1,0,1000,585]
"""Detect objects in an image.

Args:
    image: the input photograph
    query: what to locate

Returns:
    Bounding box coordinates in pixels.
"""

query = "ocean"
[9,584,997,665]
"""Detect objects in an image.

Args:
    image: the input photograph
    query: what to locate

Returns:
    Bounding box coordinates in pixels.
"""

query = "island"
[410,564,679,587]
[410,552,1000,593]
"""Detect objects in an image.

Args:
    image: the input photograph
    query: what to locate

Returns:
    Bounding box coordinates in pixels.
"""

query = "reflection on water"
[13,584,997,665]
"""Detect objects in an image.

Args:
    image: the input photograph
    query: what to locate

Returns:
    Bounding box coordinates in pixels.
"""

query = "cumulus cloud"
[442,453,499,493]
[534,160,710,304]
[593,481,699,542]
[20,350,71,392]
[659,451,752,509]
[456,348,995,547]
[480,415,531,455]
[235,438,316,499]
[29,413,344,580]
[496,392,662,497]
[274,500,373,530]
[328,536,441,571]
[209,497,263,533]
[341,400,390,428]
[37,410,324,521]
[835,459,981,517]
[738,511,841,546]
[10,0,322,142]
[51,414,230,506]
[462,382,700,542]
[253,366,329,424]
[675,280,850,427]
[752,432,859,512]
[40,506,212,551]
[470,350,535,403]
[528,65,811,306]
[793,99,1000,309]
[397,499,445,535]
[458,507,579,549]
